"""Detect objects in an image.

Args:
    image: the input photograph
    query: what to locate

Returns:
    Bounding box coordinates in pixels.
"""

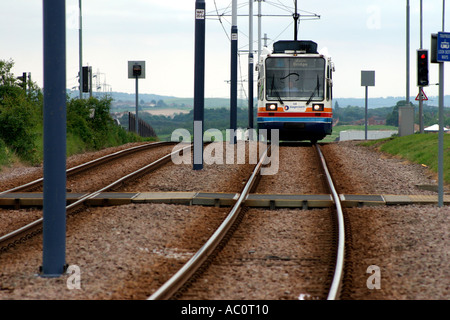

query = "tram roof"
[273,40,318,54]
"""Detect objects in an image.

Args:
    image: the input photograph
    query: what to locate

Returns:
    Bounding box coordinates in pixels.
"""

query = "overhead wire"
[238,52,248,103]
[266,0,294,13]
[207,1,319,102]
[213,0,231,40]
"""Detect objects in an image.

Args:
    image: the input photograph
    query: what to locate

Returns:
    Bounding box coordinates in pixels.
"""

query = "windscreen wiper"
[306,75,320,105]
[280,72,300,81]
[270,74,284,105]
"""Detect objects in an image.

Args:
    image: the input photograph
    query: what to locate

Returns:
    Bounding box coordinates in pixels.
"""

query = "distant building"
[352,116,386,126]
[368,116,386,126]
[424,124,450,133]
[339,130,397,141]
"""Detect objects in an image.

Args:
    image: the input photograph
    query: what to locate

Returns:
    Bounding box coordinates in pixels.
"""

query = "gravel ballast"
[0,141,448,300]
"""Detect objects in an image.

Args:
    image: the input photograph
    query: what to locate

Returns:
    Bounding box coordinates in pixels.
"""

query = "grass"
[32,130,99,162]
[1,125,153,171]
[0,138,24,171]
[0,139,10,168]
[360,133,450,184]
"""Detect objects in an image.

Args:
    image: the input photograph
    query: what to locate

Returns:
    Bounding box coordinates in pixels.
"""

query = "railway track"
[0,142,188,253]
[1,141,446,301]
[148,143,347,300]
[0,141,175,194]
[315,144,345,299]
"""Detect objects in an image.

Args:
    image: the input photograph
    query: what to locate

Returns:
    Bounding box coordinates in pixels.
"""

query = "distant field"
[142,109,190,117]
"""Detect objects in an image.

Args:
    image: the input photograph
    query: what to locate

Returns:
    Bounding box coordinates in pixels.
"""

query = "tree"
[334,101,340,111]
[0,59,42,163]
[156,100,166,108]
[386,105,399,126]
[0,59,16,87]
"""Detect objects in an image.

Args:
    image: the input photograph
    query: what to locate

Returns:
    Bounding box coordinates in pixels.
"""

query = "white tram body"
[256,40,334,142]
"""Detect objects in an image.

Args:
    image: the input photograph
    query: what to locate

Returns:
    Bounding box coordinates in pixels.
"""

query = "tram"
[256,39,334,142]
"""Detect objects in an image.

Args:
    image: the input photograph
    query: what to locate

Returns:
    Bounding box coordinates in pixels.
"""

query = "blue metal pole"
[79,0,83,99]
[41,0,67,277]
[248,0,254,133]
[230,0,238,144]
[248,52,254,130]
[438,0,445,207]
[193,0,205,170]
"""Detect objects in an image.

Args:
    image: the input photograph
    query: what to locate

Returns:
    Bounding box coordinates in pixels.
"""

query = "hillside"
[67,90,450,110]
[66,89,450,143]
[67,90,246,110]
[334,95,445,109]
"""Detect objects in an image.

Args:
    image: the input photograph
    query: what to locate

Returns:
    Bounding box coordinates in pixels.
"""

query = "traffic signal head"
[417,49,429,86]
[82,66,91,93]
[16,72,27,89]
[133,64,142,77]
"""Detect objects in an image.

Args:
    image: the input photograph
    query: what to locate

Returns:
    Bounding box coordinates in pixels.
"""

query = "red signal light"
[417,49,429,86]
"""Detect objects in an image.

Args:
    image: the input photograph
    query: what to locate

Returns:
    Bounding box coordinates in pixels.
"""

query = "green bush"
[67,96,141,150]
[67,98,94,144]
[0,86,40,164]
[0,59,42,164]
[0,138,10,167]
[1,59,151,168]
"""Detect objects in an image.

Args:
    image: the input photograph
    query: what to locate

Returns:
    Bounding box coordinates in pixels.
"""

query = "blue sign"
[437,32,450,62]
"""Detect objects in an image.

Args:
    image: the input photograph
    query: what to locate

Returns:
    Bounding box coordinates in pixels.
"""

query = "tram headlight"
[265,103,278,111]
[312,104,324,111]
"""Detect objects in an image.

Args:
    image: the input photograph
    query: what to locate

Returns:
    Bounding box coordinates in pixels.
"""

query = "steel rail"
[314,144,345,300]
[148,145,271,300]
[65,144,189,211]
[0,141,174,195]
[0,143,190,251]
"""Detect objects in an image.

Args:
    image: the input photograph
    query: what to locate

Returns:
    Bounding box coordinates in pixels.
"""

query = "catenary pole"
[257,1,262,61]
[41,0,67,277]
[193,0,205,170]
[230,0,238,144]
[406,0,410,107]
[248,0,254,134]
[438,0,445,207]
[419,0,424,133]
[294,0,299,41]
[79,0,83,99]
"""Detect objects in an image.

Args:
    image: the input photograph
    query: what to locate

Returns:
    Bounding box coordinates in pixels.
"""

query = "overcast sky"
[1,1,449,100]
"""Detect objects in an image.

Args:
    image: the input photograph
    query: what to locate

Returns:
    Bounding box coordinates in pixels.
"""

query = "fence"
[128,112,157,138]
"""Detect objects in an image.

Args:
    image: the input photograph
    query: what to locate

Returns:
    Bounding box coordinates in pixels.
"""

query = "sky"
[1,0,450,101]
